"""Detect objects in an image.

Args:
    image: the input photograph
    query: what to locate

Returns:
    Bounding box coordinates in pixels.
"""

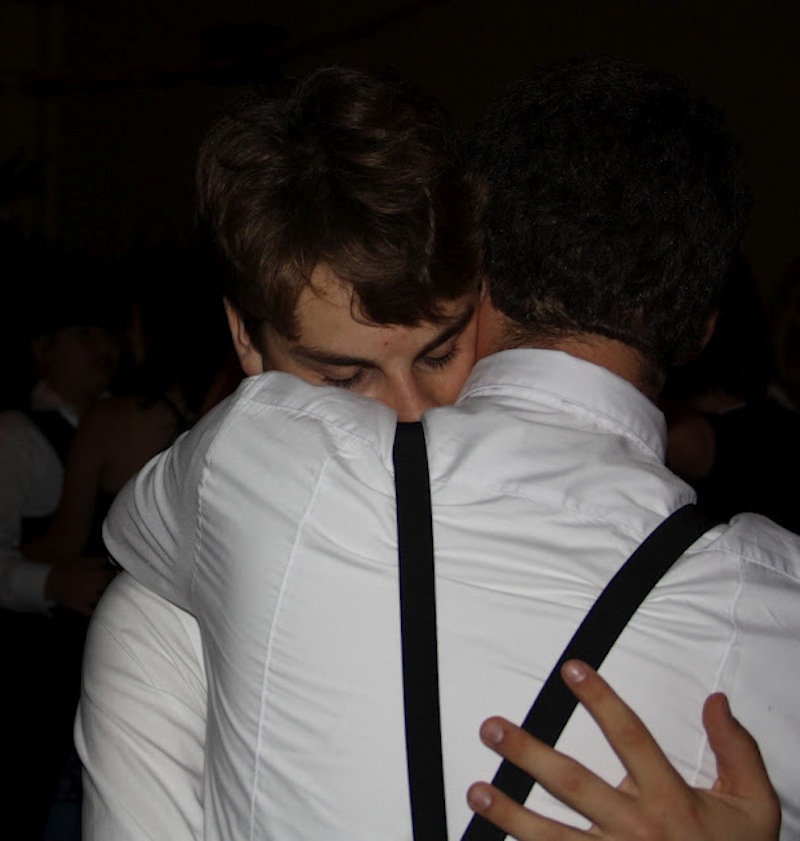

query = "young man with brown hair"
[199,65,483,419]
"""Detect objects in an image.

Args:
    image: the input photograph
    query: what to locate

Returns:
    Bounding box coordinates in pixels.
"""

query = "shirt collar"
[457,348,668,462]
[31,380,81,428]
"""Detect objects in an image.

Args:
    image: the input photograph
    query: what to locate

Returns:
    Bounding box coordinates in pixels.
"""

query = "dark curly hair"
[468,55,751,373]
[197,64,481,345]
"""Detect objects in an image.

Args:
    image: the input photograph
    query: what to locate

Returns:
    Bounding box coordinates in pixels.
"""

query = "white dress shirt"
[0,381,79,611]
[76,573,206,840]
[100,349,800,840]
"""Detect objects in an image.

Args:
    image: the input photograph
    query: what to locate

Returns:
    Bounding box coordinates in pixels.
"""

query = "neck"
[547,335,663,402]
[477,304,662,401]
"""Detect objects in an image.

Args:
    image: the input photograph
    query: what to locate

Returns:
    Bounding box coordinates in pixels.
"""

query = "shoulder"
[200,372,399,468]
[709,512,800,584]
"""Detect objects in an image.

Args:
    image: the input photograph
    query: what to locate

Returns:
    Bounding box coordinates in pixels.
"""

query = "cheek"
[428,354,475,405]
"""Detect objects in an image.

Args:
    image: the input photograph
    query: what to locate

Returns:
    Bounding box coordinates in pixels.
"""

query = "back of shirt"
[106,358,800,840]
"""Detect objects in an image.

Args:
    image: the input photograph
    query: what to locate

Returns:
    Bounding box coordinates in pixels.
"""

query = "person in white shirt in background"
[0,291,120,614]
[1,267,120,838]
[80,62,784,841]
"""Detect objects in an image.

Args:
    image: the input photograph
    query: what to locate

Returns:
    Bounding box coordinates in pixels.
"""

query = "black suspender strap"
[462,503,722,841]
[392,419,722,841]
[394,421,449,840]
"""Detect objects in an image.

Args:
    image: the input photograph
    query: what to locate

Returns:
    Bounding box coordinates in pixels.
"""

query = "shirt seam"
[704,535,800,587]
[190,403,245,610]
[237,391,394,465]
[248,448,349,840]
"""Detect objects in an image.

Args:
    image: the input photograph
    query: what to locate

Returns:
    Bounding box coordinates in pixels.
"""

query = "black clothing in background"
[694,399,800,535]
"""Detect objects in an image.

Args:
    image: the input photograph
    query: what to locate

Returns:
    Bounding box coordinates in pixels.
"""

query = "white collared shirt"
[0,381,79,611]
[101,349,800,839]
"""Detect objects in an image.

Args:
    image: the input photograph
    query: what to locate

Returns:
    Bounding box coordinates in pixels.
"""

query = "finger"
[467,781,588,841]
[703,693,781,828]
[561,660,684,792]
[477,717,627,828]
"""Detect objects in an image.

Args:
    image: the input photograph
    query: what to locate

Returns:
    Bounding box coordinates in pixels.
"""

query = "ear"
[478,277,489,304]
[224,299,265,376]
[700,311,719,352]
[475,279,505,360]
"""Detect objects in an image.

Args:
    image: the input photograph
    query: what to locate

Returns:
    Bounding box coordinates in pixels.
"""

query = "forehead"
[291,265,476,353]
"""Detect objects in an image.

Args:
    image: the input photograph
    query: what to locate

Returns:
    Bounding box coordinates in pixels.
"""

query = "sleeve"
[0,413,55,612]
[103,420,208,612]
[76,574,207,841]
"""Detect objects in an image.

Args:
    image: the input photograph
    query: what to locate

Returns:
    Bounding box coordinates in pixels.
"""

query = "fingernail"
[467,783,493,811]
[562,660,589,684]
[719,694,739,725]
[480,719,504,746]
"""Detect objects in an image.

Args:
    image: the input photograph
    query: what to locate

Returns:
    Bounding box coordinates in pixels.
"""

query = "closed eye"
[321,369,368,389]
[419,344,461,370]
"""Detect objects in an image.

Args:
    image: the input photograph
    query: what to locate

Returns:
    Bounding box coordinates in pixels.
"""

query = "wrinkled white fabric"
[98,349,800,840]
[76,574,206,840]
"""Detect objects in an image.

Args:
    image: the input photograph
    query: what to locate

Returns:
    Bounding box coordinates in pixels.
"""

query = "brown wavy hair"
[197,65,481,345]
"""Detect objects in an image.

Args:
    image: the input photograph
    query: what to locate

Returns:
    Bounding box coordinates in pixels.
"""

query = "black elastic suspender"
[462,502,721,840]
[394,421,448,840]
[393,419,722,841]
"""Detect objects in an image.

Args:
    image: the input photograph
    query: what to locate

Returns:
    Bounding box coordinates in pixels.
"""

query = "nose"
[387,377,437,422]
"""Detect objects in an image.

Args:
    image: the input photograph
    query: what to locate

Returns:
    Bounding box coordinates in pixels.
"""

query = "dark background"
[2,0,798,296]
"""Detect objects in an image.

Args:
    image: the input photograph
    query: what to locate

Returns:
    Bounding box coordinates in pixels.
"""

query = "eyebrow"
[289,305,475,369]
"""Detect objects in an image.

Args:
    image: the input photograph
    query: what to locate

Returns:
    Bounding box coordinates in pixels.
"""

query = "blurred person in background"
[0,254,120,839]
[25,243,231,570]
[20,243,229,838]
[663,258,800,534]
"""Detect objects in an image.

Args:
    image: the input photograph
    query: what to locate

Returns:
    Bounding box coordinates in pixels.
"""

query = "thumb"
[703,693,777,806]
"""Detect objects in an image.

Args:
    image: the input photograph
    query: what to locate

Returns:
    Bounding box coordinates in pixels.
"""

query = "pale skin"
[225,265,779,840]
[467,661,781,841]
[225,263,482,420]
